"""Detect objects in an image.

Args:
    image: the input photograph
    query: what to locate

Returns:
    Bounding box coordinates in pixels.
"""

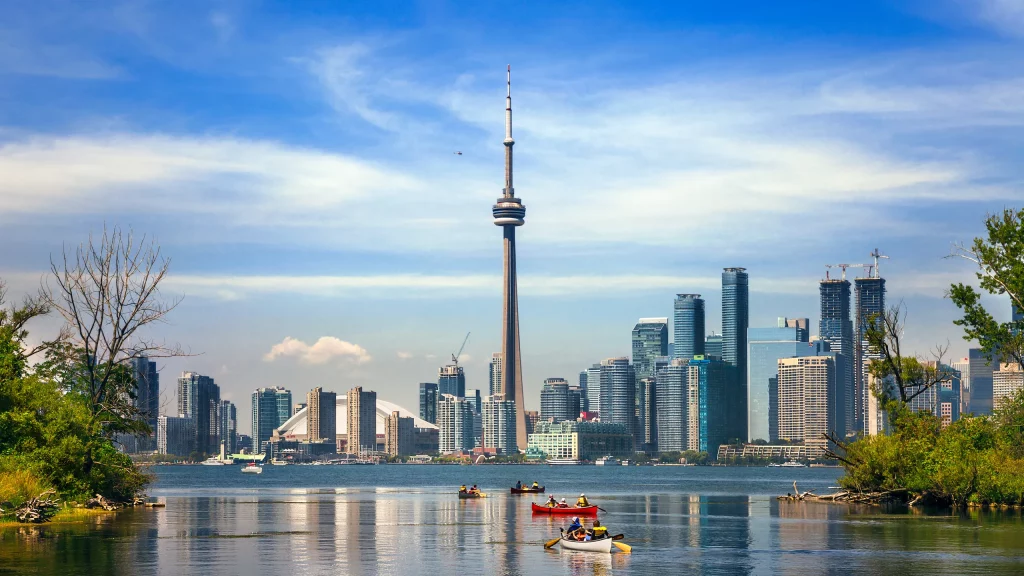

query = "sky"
[2,0,1022,433]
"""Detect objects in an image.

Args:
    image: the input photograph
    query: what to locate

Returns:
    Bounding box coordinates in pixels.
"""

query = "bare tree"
[43,226,185,472]
[865,303,956,404]
[0,279,57,362]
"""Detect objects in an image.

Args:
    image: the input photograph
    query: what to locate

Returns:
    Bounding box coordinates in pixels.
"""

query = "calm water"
[2,465,1023,575]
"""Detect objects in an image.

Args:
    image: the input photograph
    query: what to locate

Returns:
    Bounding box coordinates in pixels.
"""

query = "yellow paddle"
[544,536,561,549]
[612,541,632,554]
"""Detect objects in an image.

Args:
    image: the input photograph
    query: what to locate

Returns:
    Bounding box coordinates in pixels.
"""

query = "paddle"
[545,528,564,549]
[611,534,624,540]
[596,506,608,512]
[612,541,632,554]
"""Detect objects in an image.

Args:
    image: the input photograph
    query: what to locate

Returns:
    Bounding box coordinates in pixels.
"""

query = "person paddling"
[577,493,590,507]
[515,480,522,489]
[558,498,569,508]
[459,485,467,494]
[546,495,557,507]
[532,481,539,489]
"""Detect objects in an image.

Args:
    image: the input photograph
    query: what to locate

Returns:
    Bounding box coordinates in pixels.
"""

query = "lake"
[1,465,1022,575]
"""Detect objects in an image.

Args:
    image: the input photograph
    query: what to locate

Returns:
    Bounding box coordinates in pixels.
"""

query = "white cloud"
[263,336,371,365]
[396,351,413,360]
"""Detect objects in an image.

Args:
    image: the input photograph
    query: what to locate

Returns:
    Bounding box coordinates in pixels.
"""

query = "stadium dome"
[276,394,437,438]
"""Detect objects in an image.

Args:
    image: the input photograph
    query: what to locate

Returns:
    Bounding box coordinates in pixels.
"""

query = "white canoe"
[559,536,613,553]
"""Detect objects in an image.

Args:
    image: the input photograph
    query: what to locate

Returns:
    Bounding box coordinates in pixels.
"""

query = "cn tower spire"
[504,65,514,198]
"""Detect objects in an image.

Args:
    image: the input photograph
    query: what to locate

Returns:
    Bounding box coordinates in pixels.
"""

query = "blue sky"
[2,1,1022,431]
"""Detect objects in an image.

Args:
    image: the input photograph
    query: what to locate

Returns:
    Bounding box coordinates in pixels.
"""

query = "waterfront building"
[129,356,159,451]
[704,333,723,360]
[384,411,414,457]
[527,421,633,461]
[236,434,252,453]
[599,357,636,447]
[492,66,529,451]
[686,357,731,456]
[438,364,465,399]
[524,410,540,435]
[747,328,830,442]
[776,356,835,451]
[716,443,826,461]
[673,294,705,360]
[722,267,749,442]
[414,427,440,454]
[632,318,669,379]
[178,371,220,455]
[437,394,475,453]
[583,364,601,415]
[216,400,237,455]
[855,274,886,434]
[273,396,436,453]
[306,387,337,442]
[994,363,1024,410]
[540,377,571,422]
[418,382,438,424]
[482,394,517,455]
[252,387,292,453]
[347,386,378,455]
[638,377,657,452]
[656,359,689,452]
[819,277,854,436]
[157,415,196,457]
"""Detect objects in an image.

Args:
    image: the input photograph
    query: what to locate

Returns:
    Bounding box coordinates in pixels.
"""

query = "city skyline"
[2,2,1023,434]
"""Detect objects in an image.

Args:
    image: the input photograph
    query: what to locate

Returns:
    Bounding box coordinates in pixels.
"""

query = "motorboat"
[532,503,598,515]
[241,463,263,474]
[594,456,619,466]
[201,457,226,466]
[768,461,807,468]
[546,458,580,465]
[271,459,289,466]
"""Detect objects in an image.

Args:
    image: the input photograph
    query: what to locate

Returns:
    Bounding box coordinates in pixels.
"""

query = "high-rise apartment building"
[177,372,220,455]
[438,394,475,453]
[567,383,584,419]
[129,356,159,451]
[776,356,835,451]
[632,318,669,379]
[438,364,466,398]
[583,364,601,415]
[419,382,438,424]
[854,275,886,434]
[638,378,657,452]
[157,415,196,457]
[656,359,689,452]
[307,387,337,442]
[747,327,829,442]
[489,353,503,397]
[704,333,723,360]
[384,411,414,457]
[482,394,518,455]
[965,348,995,415]
[347,386,377,455]
[819,277,853,436]
[673,294,705,360]
[686,357,731,456]
[599,357,636,447]
[252,387,291,453]
[994,363,1024,410]
[540,378,571,422]
[216,400,237,455]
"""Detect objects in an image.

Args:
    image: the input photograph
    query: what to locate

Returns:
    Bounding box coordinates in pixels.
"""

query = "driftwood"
[13,490,60,523]
[85,494,121,511]
[777,482,912,505]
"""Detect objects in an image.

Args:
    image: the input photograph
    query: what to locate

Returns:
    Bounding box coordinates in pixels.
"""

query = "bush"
[0,458,51,507]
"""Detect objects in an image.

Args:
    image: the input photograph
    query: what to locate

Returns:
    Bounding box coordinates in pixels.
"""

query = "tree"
[948,208,1024,369]
[864,304,956,405]
[43,226,184,475]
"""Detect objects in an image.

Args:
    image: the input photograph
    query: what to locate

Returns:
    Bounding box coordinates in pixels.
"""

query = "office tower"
[599,358,637,447]
[492,66,529,451]
[673,294,705,360]
[583,364,601,415]
[489,353,503,397]
[965,349,995,415]
[855,274,886,434]
[438,364,466,398]
[638,378,657,452]
[994,363,1024,410]
[819,276,853,436]
[748,327,830,442]
[632,318,669,379]
[252,387,291,453]
[419,382,438,424]
[216,400,237,455]
[129,356,159,450]
[347,386,377,455]
[656,359,689,452]
[177,372,220,455]
[704,333,723,360]
[951,358,971,416]
[778,317,810,342]
[438,394,475,453]
[157,415,196,456]
[540,377,570,422]
[482,394,518,455]
[777,356,835,451]
[466,388,483,414]
[722,267,749,445]
[293,403,307,416]
[686,357,730,456]
[567,383,584,419]
[307,387,337,442]
[385,411,414,457]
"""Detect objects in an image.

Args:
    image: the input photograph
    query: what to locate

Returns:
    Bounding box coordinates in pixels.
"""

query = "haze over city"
[2,0,1022,434]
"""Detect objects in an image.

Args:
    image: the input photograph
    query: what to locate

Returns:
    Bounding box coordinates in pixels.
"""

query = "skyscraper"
[632,318,669,379]
[567,382,584,419]
[673,294,705,360]
[747,327,829,442]
[583,364,601,415]
[638,378,657,452]
[157,415,195,457]
[482,394,518,455]
[438,394,475,453]
[347,386,377,455]
[438,364,466,398]
[419,382,438,424]
[780,317,810,343]
[820,276,853,436]
[489,353,503,397]
[252,387,291,453]
[687,357,730,457]
[777,356,836,452]
[967,348,995,415]
[704,333,723,360]
[993,363,1024,410]
[216,400,237,455]
[540,377,570,422]
[177,371,220,455]
[656,359,689,452]
[130,356,159,451]
[599,357,636,447]
[307,387,337,442]
[384,411,414,457]
[492,66,529,451]
[722,267,749,444]
[855,274,886,434]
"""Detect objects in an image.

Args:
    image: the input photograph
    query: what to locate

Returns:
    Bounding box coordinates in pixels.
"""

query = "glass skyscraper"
[488,353,503,397]
[686,357,730,456]
[540,377,571,422]
[673,294,705,360]
[747,328,830,442]
[656,359,689,452]
[419,382,438,424]
[638,377,657,452]
[820,277,853,436]
[583,364,601,415]
[438,364,466,398]
[130,356,159,451]
[855,276,886,434]
[599,357,636,447]
[178,371,220,455]
[252,386,291,453]
[632,318,669,379]
[704,333,723,360]
[722,268,749,445]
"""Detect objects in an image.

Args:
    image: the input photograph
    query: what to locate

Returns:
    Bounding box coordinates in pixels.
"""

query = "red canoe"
[531,503,598,515]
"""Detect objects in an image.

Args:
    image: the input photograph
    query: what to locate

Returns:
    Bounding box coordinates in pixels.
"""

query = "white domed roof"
[276,394,437,437]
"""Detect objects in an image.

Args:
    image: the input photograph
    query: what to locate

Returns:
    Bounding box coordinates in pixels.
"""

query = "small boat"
[546,458,580,465]
[532,503,598,515]
[458,491,486,499]
[511,486,545,494]
[768,461,807,468]
[201,457,226,466]
[271,459,289,466]
[241,463,263,474]
[558,535,614,553]
[620,459,631,466]
[595,456,619,466]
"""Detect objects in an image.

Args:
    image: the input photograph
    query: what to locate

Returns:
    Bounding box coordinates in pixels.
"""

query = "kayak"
[531,503,598,515]
[511,486,545,494]
[459,492,486,499]
[559,536,614,553]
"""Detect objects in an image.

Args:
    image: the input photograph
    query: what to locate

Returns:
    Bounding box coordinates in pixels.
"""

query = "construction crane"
[869,248,889,279]
[451,332,471,366]
[825,262,875,281]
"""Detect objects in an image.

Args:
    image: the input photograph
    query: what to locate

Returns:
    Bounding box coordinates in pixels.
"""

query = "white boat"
[769,461,807,468]
[271,459,289,466]
[559,536,614,553]
[594,456,619,466]
[201,457,226,466]
[546,458,580,465]
[241,463,263,474]
[620,459,631,466]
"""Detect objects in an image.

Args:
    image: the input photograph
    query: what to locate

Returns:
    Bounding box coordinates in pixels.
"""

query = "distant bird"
[454,151,462,155]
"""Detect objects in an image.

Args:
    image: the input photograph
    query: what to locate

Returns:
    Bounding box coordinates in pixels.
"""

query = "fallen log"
[15,490,60,523]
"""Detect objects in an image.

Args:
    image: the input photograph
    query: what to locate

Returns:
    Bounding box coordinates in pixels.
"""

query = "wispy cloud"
[263,336,371,364]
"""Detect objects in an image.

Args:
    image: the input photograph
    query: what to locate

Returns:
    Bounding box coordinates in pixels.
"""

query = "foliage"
[0,464,50,508]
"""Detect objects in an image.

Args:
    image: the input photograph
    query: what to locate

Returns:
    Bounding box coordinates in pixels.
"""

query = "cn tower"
[492,65,528,451]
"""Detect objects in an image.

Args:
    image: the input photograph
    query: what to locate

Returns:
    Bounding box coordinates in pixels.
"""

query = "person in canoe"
[515,480,522,489]
[545,495,557,507]
[577,493,590,507]
[558,498,569,508]
[590,518,608,539]
[532,481,539,489]
[459,485,467,494]
[470,484,480,495]
[567,516,583,534]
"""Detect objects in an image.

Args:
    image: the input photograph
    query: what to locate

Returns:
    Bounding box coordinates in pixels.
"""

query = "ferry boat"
[241,463,263,474]
[200,457,227,466]
[546,458,580,465]
[620,459,632,466]
[271,459,289,466]
[768,461,807,468]
[595,456,619,466]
